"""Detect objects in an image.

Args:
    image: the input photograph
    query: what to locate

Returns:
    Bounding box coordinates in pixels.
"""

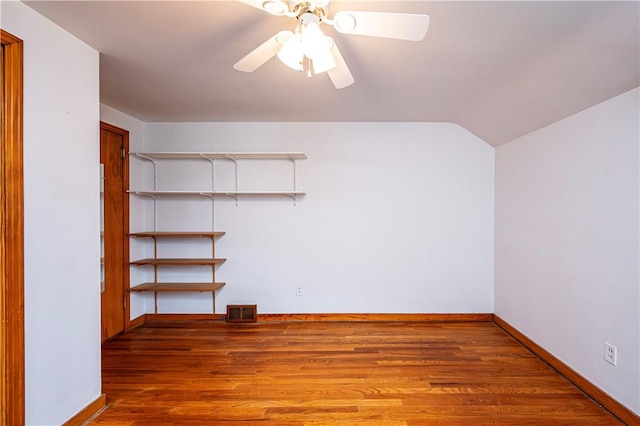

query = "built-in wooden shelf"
[130,231,225,238]
[129,230,226,313]
[130,258,226,266]
[129,283,225,292]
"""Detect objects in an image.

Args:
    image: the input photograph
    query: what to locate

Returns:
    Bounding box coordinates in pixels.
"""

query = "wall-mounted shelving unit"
[128,152,307,315]
[131,152,307,160]
[128,190,305,202]
[129,151,306,203]
[129,231,226,314]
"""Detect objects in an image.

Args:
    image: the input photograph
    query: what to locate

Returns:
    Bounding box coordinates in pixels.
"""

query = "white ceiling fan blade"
[332,11,430,41]
[237,0,289,16]
[326,38,354,89]
[234,30,293,72]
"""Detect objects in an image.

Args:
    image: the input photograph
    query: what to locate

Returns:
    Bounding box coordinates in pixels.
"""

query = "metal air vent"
[226,304,257,323]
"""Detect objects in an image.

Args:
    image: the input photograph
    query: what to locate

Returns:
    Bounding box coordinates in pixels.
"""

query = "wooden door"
[100,122,129,342]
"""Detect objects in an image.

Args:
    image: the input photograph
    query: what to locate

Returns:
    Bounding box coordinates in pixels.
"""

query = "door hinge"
[121,147,126,160]
[123,296,127,310]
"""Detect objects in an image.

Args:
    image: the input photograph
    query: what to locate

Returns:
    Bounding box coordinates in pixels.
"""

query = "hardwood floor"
[93,321,622,425]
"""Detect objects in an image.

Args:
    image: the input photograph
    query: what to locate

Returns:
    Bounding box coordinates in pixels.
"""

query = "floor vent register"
[226,304,257,323]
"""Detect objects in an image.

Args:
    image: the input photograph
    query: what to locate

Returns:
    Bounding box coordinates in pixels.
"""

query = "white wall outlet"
[604,342,617,366]
[296,286,303,296]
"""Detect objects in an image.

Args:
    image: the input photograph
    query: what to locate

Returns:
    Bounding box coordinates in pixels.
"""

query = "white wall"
[495,88,640,414]
[138,122,495,314]
[1,1,102,424]
[100,104,147,319]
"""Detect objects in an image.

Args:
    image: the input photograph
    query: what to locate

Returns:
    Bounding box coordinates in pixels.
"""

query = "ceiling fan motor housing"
[292,1,327,22]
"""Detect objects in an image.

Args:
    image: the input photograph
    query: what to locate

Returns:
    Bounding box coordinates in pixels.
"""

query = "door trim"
[1,29,25,426]
[100,121,131,333]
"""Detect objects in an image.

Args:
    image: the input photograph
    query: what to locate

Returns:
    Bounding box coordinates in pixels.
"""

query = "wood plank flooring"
[92,321,622,425]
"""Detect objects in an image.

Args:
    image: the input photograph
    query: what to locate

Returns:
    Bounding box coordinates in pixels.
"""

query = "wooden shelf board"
[130,258,226,266]
[129,282,225,292]
[130,231,225,238]
[128,190,305,196]
[131,152,307,160]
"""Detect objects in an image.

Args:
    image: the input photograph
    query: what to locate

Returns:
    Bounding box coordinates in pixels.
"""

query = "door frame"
[1,29,25,426]
[100,121,131,335]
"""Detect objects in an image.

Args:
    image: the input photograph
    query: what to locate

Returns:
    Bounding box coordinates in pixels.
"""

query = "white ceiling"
[23,0,640,146]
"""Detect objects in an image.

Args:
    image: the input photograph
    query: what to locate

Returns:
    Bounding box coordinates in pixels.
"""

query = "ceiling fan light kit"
[235,0,430,89]
[276,12,336,76]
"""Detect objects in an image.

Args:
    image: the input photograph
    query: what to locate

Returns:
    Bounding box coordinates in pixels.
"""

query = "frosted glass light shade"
[277,32,304,71]
[312,43,336,74]
[301,23,326,59]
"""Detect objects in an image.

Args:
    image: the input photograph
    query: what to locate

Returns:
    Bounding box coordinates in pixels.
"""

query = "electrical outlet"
[604,342,617,366]
[296,286,303,296]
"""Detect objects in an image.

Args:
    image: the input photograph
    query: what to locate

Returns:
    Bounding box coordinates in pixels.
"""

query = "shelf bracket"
[133,153,158,191]
[132,154,159,231]
[133,192,157,200]
[200,154,217,231]
[223,154,239,206]
[288,156,299,206]
[223,192,239,204]
[285,192,298,206]
[289,156,297,192]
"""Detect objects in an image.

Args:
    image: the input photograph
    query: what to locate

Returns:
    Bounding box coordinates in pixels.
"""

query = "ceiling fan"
[233,0,430,89]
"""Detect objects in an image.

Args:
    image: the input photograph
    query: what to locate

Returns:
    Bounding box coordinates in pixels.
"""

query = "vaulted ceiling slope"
[22,1,640,146]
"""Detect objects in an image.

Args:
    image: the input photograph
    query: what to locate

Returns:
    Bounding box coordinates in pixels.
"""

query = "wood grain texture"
[130,232,225,238]
[130,258,226,265]
[1,36,5,426]
[144,313,224,323]
[100,121,130,339]
[493,315,639,425]
[138,313,492,325]
[92,321,622,425]
[1,29,24,426]
[129,282,225,292]
[258,313,494,322]
[119,124,130,332]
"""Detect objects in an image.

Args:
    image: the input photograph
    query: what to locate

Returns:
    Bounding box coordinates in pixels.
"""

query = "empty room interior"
[1,0,639,424]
